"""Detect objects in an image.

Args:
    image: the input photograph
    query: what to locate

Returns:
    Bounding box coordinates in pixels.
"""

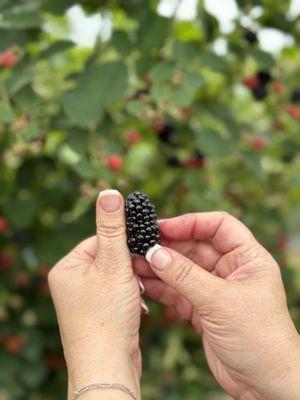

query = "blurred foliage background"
[0,0,300,399]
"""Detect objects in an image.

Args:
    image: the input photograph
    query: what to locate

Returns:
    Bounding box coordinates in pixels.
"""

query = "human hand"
[49,190,143,400]
[134,212,300,400]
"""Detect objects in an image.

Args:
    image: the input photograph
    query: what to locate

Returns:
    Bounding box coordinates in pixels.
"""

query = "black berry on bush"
[291,89,300,103]
[125,191,160,256]
[244,30,258,44]
[252,86,267,100]
[257,71,272,85]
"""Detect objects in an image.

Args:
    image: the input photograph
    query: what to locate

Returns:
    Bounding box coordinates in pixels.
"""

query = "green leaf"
[172,71,203,107]
[2,196,37,228]
[195,128,233,156]
[250,49,274,69]
[199,50,229,72]
[0,11,41,29]
[172,41,199,63]
[62,61,129,127]
[37,40,74,60]
[137,14,168,53]
[0,105,15,123]
[150,62,175,82]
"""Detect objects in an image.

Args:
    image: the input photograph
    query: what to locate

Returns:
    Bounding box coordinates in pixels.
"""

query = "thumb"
[146,245,224,309]
[95,189,131,271]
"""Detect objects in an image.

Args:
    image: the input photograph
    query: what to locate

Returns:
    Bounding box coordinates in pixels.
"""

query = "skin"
[48,190,142,400]
[49,191,300,400]
[134,212,300,400]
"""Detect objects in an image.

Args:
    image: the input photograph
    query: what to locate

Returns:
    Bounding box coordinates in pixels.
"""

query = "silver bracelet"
[73,382,139,400]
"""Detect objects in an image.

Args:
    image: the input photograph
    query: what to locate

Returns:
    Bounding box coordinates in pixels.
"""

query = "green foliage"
[0,1,300,399]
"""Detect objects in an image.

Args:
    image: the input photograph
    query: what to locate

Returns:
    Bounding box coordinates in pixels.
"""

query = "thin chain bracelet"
[73,382,139,400]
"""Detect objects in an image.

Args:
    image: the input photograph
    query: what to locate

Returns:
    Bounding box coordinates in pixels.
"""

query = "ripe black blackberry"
[244,30,258,44]
[291,89,300,103]
[257,71,272,85]
[252,86,267,101]
[125,191,160,256]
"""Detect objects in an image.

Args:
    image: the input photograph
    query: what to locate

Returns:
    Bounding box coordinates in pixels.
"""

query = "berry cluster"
[125,191,160,256]
[243,71,272,100]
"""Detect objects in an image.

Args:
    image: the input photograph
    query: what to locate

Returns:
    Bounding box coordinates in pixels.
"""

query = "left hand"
[48,190,142,400]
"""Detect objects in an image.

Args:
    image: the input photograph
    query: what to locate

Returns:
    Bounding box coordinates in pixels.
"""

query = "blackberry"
[125,191,160,256]
[291,89,300,103]
[257,71,272,85]
[252,86,267,101]
[244,30,258,44]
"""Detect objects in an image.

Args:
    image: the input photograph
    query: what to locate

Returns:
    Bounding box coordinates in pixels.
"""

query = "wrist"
[66,341,140,400]
[255,332,300,400]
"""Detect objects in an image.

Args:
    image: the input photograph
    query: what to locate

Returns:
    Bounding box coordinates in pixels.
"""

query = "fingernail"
[99,190,121,213]
[141,299,149,314]
[138,279,145,294]
[146,244,172,271]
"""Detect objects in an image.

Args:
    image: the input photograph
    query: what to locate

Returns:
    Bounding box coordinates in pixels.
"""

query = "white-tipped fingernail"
[146,244,162,263]
[146,244,172,271]
[138,280,145,294]
[99,190,121,212]
[141,299,149,314]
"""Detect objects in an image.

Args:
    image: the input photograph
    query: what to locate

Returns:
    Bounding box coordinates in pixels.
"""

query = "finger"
[133,240,220,278]
[95,189,130,270]
[143,278,197,324]
[146,245,225,309]
[159,212,254,253]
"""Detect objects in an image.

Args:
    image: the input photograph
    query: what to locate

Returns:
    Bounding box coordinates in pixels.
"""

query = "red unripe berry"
[0,51,17,68]
[274,81,284,93]
[128,131,141,144]
[5,336,23,354]
[250,137,267,151]
[243,76,261,89]
[107,154,123,172]
[184,154,205,169]
[0,216,8,233]
[287,105,300,120]
[0,251,14,270]
[152,118,166,134]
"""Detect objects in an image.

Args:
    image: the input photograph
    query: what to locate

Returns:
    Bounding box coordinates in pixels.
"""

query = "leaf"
[2,196,37,228]
[250,49,274,69]
[62,61,129,127]
[172,41,199,63]
[150,63,174,82]
[37,40,74,60]
[195,128,233,157]
[199,50,229,73]
[0,105,15,123]
[137,14,168,53]
[0,11,41,29]
[172,71,203,107]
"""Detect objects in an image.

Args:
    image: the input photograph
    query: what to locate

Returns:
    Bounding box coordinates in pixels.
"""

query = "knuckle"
[97,222,126,239]
[173,260,194,290]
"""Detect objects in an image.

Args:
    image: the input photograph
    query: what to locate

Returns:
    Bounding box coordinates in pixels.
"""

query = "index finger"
[159,212,255,253]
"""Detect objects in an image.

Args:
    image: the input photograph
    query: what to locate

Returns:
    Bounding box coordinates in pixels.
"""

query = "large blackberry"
[291,89,300,103]
[125,191,160,256]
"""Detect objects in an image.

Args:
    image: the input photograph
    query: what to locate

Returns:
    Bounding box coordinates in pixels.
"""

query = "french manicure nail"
[141,299,149,314]
[99,190,121,213]
[146,244,172,271]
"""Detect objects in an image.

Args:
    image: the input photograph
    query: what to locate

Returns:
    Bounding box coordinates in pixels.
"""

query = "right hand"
[134,212,300,400]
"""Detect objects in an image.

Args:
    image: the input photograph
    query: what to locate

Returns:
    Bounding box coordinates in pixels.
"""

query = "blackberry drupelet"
[125,191,160,256]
